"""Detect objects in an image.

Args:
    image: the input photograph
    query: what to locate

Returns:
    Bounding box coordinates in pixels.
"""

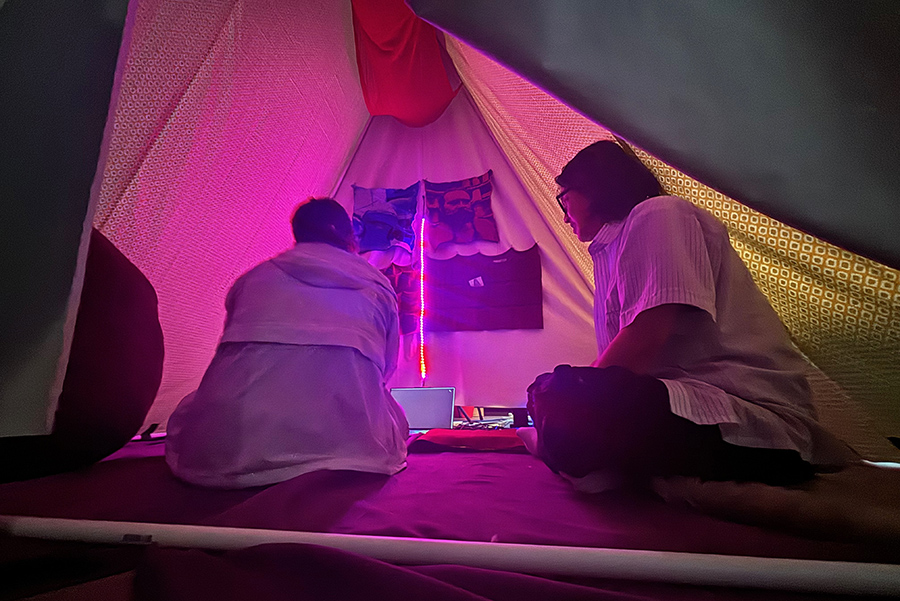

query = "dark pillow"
[52,228,164,460]
[0,228,163,482]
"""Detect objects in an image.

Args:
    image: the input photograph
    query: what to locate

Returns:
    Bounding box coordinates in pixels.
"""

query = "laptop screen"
[390,387,456,431]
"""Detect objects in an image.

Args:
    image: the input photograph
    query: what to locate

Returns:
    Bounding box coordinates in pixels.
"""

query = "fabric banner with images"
[426,245,542,331]
[352,182,420,254]
[424,170,499,250]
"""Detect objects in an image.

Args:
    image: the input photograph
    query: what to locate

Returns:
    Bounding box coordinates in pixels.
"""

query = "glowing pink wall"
[94,0,370,427]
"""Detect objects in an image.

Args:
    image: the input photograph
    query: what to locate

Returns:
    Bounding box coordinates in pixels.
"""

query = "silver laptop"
[390,387,456,432]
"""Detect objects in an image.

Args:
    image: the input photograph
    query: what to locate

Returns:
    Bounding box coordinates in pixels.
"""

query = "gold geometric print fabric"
[638,151,900,459]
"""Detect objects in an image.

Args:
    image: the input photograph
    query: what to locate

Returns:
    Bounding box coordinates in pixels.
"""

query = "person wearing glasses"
[527,140,853,490]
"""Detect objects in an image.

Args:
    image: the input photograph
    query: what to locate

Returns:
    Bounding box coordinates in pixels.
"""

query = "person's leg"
[526,364,687,480]
[526,365,813,486]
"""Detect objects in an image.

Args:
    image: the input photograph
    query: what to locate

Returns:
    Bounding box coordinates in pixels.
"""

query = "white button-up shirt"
[166,242,408,488]
[589,196,850,464]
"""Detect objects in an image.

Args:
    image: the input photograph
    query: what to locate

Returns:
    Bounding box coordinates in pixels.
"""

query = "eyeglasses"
[555,189,569,216]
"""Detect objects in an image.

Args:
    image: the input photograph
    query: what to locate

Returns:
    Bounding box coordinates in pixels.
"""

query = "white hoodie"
[221,242,399,378]
[166,242,408,488]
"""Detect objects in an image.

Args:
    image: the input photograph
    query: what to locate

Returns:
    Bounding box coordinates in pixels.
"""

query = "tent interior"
[2,0,900,599]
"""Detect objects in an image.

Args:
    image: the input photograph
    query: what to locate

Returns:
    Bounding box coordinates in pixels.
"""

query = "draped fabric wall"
[93,0,370,427]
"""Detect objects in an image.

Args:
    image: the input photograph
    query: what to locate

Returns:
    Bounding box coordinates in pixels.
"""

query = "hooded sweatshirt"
[221,242,400,378]
[166,242,407,488]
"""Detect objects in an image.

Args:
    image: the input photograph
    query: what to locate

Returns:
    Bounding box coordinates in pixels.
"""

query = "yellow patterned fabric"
[448,36,900,460]
[640,149,900,459]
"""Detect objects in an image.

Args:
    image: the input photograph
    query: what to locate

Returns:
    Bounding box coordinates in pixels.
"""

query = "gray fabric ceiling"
[409,0,900,269]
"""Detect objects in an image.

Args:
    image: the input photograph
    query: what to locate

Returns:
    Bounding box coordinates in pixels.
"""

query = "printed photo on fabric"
[424,171,499,250]
[426,245,542,331]
[352,182,420,253]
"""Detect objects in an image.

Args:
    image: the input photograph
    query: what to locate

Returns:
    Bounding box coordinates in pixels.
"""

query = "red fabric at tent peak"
[352,0,459,127]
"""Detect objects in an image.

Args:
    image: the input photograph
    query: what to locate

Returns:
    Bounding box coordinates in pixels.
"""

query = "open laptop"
[390,387,456,433]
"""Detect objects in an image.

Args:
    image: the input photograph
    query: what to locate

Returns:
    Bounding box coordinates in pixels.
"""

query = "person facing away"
[166,197,409,488]
[527,140,854,488]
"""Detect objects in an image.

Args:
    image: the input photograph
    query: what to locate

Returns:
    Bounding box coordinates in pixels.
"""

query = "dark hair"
[555,140,663,222]
[290,197,356,251]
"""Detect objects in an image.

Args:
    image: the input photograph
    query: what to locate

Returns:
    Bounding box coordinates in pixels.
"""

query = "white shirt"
[166,243,409,488]
[589,196,850,464]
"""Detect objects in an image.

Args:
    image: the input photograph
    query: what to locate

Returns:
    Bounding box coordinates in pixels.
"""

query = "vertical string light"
[418,216,427,385]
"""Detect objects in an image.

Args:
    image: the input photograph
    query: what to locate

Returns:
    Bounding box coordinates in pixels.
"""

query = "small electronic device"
[390,387,456,432]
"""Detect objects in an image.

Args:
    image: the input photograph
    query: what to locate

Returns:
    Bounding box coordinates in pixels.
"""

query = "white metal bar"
[2,515,899,596]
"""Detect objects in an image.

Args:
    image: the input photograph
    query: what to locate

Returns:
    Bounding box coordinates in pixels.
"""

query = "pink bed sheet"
[0,439,893,565]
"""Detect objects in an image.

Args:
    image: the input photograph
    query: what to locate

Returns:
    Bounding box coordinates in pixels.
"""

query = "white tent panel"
[334,91,597,406]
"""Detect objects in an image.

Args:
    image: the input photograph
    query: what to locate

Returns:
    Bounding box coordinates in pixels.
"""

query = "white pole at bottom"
[2,515,899,596]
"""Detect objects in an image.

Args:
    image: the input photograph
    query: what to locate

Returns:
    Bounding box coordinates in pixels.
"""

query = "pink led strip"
[418,216,426,384]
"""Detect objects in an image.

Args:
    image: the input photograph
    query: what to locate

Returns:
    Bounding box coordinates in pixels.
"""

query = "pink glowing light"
[418,216,426,384]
